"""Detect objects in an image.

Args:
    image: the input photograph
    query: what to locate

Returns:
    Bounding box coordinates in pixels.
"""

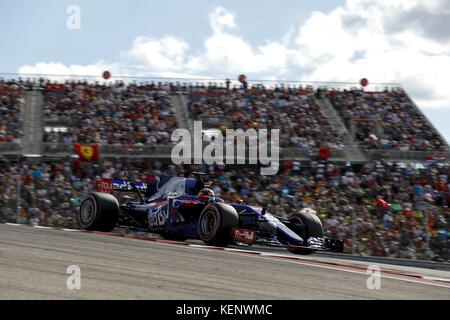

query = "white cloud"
[292,0,450,109]
[18,2,450,110]
[185,34,292,76]
[209,6,237,34]
[19,62,104,76]
[124,36,189,72]
[185,6,293,76]
[18,61,124,82]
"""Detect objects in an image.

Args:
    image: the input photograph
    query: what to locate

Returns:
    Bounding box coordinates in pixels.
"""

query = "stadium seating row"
[1,79,448,157]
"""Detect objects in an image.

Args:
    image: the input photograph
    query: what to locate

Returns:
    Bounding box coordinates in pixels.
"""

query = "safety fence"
[0,72,401,92]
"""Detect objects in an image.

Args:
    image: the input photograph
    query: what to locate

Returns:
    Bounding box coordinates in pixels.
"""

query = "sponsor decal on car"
[96,178,114,194]
[232,228,255,243]
[149,205,169,228]
[307,237,324,247]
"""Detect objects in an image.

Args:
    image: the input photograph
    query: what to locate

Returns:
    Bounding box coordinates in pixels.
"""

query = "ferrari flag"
[73,144,99,161]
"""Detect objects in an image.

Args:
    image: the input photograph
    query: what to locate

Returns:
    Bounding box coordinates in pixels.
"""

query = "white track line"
[422,276,450,283]
[181,241,450,289]
[252,254,450,289]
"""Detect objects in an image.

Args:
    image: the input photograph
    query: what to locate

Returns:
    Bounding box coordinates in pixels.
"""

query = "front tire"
[197,203,239,246]
[287,209,323,255]
[78,192,119,232]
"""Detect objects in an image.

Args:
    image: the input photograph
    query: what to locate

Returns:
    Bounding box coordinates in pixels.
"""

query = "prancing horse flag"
[73,144,99,161]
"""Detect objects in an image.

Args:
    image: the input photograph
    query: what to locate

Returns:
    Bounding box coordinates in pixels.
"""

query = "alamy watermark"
[366,265,381,289]
[66,5,81,30]
[66,265,81,290]
[171,121,279,175]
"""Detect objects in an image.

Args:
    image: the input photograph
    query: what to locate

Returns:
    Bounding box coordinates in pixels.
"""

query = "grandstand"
[1,75,448,162]
[0,74,448,261]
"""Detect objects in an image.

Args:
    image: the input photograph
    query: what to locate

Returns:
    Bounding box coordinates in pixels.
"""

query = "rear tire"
[287,210,323,255]
[197,203,239,246]
[78,192,119,232]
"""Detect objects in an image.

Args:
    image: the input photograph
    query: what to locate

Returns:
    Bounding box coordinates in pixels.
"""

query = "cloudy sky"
[1,0,450,142]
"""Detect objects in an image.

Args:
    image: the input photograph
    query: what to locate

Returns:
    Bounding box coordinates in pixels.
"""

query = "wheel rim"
[80,199,94,224]
[201,211,217,237]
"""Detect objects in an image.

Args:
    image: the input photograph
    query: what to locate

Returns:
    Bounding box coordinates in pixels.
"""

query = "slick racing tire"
[197,203,239,247]
[287,210,323,255]
[78,192,119,232]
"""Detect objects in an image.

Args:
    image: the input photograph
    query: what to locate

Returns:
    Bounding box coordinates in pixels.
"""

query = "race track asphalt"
[0,223,449,300]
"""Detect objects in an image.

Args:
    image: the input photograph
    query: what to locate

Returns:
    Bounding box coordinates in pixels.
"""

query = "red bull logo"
[232,228,255,242]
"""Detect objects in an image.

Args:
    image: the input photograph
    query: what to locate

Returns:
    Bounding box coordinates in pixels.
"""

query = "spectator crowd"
[42,81,178,151]
[0,158,448,261]
[0,79,24,144]
[329,88,448,151]
[188,84,345,151]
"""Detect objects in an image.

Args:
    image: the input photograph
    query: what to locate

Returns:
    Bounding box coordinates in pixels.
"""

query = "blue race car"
[78,174,343,255]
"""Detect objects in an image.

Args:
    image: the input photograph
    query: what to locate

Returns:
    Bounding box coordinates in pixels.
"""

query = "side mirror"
[236,199,243,204]
[261,206,267,215]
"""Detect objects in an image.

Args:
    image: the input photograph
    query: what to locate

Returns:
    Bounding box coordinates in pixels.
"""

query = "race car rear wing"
[96,178,148,194]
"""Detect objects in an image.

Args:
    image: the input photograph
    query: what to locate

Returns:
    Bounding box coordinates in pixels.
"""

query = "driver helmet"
[198,188,215,203]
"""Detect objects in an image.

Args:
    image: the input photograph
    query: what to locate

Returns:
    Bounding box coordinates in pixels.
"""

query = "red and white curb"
[4,222,450,289]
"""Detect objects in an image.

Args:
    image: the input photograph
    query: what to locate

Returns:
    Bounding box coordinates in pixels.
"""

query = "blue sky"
[0,0,340,71]
[1,0,450,143]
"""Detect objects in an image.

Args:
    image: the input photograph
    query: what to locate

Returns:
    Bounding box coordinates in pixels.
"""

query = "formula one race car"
[78,174,343,255]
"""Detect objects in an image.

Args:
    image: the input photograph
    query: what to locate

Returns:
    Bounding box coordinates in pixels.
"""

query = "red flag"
[74,144,99,161]
[376,198,388,208]
[318,148,330,158]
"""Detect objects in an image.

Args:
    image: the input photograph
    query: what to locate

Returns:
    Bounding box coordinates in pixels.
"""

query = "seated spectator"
[41,81,178,149]
[329,88,448,151]
[188,84,345,152]
[0,79,25,143]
